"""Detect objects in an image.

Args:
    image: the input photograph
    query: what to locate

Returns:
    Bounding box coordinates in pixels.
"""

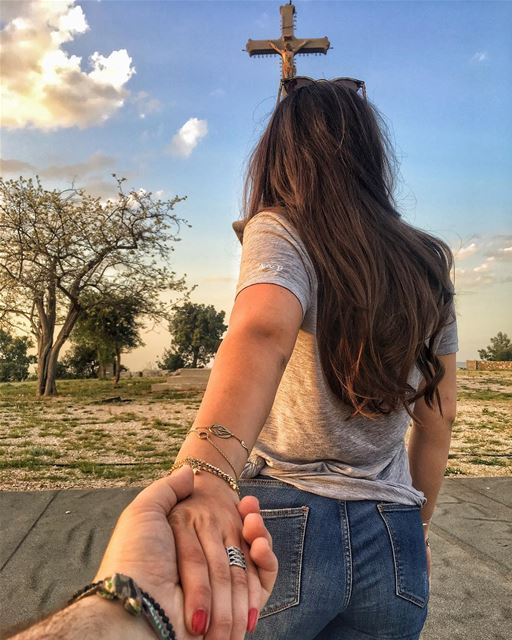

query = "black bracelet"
[140,589,176,640]
[69,574,176,640]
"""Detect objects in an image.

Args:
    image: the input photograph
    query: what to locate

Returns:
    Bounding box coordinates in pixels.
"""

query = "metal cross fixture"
[245,1,330,97]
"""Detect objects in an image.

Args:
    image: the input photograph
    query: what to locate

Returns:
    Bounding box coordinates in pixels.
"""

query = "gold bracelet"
[199,424,250,455]
[188,428,238,478]
[169,457,240,498]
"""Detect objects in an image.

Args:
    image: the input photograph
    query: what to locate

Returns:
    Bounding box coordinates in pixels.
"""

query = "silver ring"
[225,546,247,570]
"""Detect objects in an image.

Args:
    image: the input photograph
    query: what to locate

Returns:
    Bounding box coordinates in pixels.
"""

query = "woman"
[168,77,458,640]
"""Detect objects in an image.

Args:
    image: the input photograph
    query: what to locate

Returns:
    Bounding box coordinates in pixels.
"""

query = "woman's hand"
[168,472,268,639]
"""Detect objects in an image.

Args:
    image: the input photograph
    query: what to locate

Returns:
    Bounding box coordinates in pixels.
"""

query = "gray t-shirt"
[232,210,458,507]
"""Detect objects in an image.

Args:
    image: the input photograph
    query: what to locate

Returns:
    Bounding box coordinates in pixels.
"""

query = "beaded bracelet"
[170,456,241,498]
[68,573,176,640]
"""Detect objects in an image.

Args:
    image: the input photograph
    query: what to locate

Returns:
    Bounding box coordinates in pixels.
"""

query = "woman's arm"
[408,352,458,536]
[169,282,303,639]
[176,282,302,477]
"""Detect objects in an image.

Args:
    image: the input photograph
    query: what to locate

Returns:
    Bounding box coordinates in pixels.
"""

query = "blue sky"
[1,0,511,367]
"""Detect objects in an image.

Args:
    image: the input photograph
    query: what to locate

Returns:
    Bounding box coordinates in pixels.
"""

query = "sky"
[1,0,511,369]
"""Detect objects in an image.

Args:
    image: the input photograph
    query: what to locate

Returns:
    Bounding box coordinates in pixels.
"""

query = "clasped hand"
[97,466,277,639]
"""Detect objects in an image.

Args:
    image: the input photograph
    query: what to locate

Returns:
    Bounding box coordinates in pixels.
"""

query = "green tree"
[478,332,512,361]
[0,329,36,382]
[162,302,227,368]
[71,291,144,384]
[0,175,194,396]
[58,343,100,379]
[157,351,186,372]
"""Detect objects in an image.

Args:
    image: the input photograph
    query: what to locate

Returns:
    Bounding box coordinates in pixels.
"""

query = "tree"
[58,343,100,379]
[478,332,512,361]
[0,175,194,396]
[162,302,227,368]
[71,291,144,384]
[157,351,186,373]
[0,329,36,382]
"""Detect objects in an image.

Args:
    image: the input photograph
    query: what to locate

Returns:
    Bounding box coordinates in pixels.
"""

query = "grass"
[0,369,511,489]
[0,376,198,488]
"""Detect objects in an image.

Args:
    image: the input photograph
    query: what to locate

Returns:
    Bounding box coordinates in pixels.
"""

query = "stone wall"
[120,369,170,379]
[466,360,512,371]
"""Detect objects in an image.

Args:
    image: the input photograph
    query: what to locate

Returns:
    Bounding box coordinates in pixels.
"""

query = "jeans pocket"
[377,502,429,608]
[259,506,310,618]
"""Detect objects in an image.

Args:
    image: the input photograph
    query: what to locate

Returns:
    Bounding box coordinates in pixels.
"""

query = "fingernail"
[192,609,208,635]
[247,608,259,633]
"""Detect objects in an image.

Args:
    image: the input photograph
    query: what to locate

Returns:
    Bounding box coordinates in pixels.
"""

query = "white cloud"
[41,152,116,179]
[0,158,36,174]
[54,4,88,44]
[471,51,489,63]
[88,50,134,91]
[131,91,162,119]
[455,257,511,291]
[0,1,135,129]
[454,242,479,261]
[455,264,495,290]
[453,235,512,292]
[167,117,208,158]
[484,235,512,262]
[473,258,494,273]
[82,178,121,201]
[0,153,115,179]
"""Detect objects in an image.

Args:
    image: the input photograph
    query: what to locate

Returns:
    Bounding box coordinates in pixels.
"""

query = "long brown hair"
[240,80,455,420]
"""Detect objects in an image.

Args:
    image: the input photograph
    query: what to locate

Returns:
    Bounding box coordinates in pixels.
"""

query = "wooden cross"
[245,1,330,86]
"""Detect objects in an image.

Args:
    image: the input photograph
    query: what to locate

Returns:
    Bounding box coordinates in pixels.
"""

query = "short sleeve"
[233,212,315,322]
[433,299,459,355]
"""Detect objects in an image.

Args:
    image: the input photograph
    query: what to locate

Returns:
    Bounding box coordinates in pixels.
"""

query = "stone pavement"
[1,477,511,639]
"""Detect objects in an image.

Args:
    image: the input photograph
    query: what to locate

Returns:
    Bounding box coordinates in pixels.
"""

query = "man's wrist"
[73,596,155,639]
[9,594,154,640]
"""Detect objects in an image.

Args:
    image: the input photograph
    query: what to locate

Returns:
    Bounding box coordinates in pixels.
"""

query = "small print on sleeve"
[258,262,284,272]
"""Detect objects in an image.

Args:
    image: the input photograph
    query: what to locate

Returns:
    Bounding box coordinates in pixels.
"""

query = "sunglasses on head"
[280,76,367,100]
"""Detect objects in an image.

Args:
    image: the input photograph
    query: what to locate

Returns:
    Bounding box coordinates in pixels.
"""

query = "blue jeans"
[239,476,430,640]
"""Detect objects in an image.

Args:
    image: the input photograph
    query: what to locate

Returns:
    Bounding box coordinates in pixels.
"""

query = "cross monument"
[245,1,330,97]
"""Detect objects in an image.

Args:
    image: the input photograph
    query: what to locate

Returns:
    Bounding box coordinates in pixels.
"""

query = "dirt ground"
[0,369,510,490]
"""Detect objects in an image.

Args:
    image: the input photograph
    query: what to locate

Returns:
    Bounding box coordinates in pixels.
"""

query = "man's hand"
[94,466,197,639]
[10,467,277,640]
[95,466,277,638]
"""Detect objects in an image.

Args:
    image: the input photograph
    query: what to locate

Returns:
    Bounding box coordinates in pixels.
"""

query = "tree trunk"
[35,300,54,397]
[37,338,52,396]
[42,306,81,396]
[114,346,121,386]
[44,349,59,396]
